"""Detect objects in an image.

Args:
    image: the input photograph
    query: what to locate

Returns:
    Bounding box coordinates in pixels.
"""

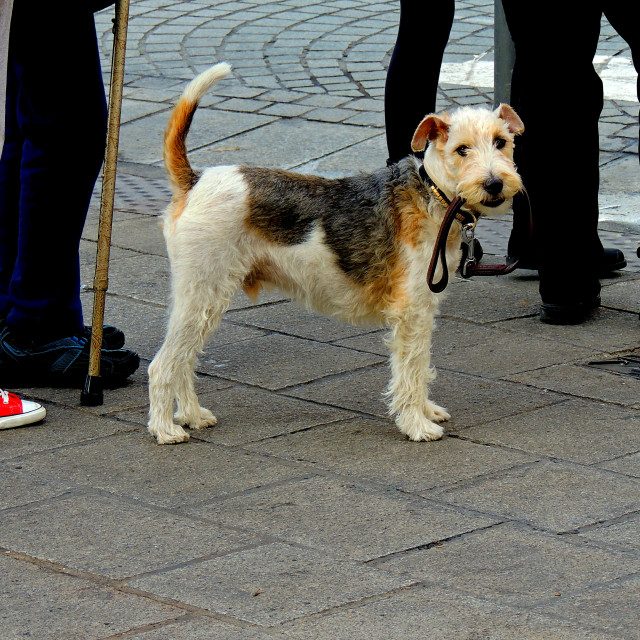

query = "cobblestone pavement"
[2,2,640,639]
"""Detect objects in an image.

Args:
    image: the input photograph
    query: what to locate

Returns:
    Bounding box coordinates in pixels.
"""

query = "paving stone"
[278,583,620,640]
[120,99,171,124]
[246,417,537,492]
[294,132,387,174]
[0,466,69,510]
[0,405,139,462]
[187,118,375,170]
[462,399,640,464]
[95,252,170,305]
[506,362,640,408]
[534,574,640,638]
[124,617,276,639]
[118,109,276,165]
[577,514,640,553]
[193,333,384,389]
[435,460,640,533]
[0,554,182,640]
[87,290,268,363]
[284,364,389,417]
[185,384,354,445]
[438,273,540,323]
[0,491,255,579]
[14,431,309,509]
[599,451,640,477]
[375,522,639,607]
[287,361,566,429]
[129,542,414,625]
[227,300,379,342]
[498,306,640,352]
[186,476,499,561]
[599,278,640,313]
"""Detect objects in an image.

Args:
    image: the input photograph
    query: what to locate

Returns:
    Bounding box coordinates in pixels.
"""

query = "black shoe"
[539,295,601,325]
[0,316,125,350]
[79,325,126,350]
[509,248,626,277]
[0,330,139,388]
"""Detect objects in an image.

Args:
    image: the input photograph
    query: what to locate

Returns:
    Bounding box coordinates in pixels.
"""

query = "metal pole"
[494,0,515,107]
[81,0,130,406]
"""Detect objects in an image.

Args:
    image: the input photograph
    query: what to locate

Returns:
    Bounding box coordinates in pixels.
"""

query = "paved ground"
[2,1,639,639]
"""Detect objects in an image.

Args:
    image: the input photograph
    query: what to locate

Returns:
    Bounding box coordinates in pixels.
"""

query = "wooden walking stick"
[81,0,130,406]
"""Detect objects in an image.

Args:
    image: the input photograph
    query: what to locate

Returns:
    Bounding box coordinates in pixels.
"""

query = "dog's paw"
[174,407,217,431]
[397,411,444,442]
[148,422,190,445]
[425,401,451,423]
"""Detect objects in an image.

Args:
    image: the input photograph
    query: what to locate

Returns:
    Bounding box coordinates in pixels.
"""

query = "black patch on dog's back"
[241,165,404,284]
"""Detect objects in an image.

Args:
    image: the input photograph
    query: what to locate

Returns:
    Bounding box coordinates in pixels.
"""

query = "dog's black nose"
[484,178,503,196]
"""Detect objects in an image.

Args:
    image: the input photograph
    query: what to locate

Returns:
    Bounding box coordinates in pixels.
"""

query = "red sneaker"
[0,389,46,430]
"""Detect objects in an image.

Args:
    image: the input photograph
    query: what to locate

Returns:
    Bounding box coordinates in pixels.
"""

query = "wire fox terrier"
[147,63,524,445]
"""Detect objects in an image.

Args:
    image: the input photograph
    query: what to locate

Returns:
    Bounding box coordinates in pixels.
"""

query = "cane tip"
[81,375,104,406]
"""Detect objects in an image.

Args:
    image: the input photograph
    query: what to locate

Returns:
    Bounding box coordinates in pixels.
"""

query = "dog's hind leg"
[148,263,240,444]
[384,304,450,441]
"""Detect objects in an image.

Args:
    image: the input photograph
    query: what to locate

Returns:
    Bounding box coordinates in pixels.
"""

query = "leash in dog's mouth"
[421,164,532,293]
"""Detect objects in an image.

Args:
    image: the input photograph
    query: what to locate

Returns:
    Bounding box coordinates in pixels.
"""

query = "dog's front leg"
[385,307,450,441]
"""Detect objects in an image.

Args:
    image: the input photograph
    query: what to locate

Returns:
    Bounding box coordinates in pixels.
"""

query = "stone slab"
[435,460,640,533]
[193,333,384,389]
[117,109,276,165]
[81,290,268,362]
[599,278,640,313]
[0,491,255,579]
[279,583,620,640]
[227,301,380,343]
[186,476,499,561]
[129,542,414,626]
[462,399,640,464]
[577,514,640,553]
[506,362,640,408]
[294,132,387,176]
[438,274,540,323]
[599,451,640,478]
[186,118,376,170]
[0,406,139,462]
[246,417,537,492]
[498,305,640,352]
[124,618,276,640]
[534,574,640,638]
[0,467,69,510]
[286,365,566,430]
[183,385,354,445]
[0,554,182,640]
[14,432,309,510]
[375,521,639,607]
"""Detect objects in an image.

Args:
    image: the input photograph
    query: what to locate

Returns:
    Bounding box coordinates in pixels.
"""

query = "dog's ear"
[495,103,524,135]
[411,115,450,152]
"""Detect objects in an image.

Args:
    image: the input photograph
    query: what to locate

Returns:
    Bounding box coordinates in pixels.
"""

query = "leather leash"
[422,165,533,293]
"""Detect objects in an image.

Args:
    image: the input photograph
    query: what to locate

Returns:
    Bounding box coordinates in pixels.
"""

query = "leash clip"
[460,223,477,278]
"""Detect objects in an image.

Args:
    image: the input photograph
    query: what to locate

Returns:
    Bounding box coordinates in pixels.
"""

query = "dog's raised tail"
[164,62,232,196]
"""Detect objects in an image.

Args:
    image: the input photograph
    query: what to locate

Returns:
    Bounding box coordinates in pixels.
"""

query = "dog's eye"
[456,145,469,157]
[495,138,506,149]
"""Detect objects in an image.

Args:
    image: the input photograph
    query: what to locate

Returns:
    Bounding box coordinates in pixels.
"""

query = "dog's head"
[412,104,524,216]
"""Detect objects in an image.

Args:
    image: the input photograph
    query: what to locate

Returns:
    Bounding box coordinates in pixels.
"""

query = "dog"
[147,62,524,445]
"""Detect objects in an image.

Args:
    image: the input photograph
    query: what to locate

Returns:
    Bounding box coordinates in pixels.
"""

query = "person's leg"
[385,0,455,164]
[603,0,639,157]
[0,62,22,321]
[503,0,605,322]
[4,2,107,342]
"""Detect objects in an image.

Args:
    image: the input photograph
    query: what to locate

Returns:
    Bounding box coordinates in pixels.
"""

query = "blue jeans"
[0,3,108,342]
